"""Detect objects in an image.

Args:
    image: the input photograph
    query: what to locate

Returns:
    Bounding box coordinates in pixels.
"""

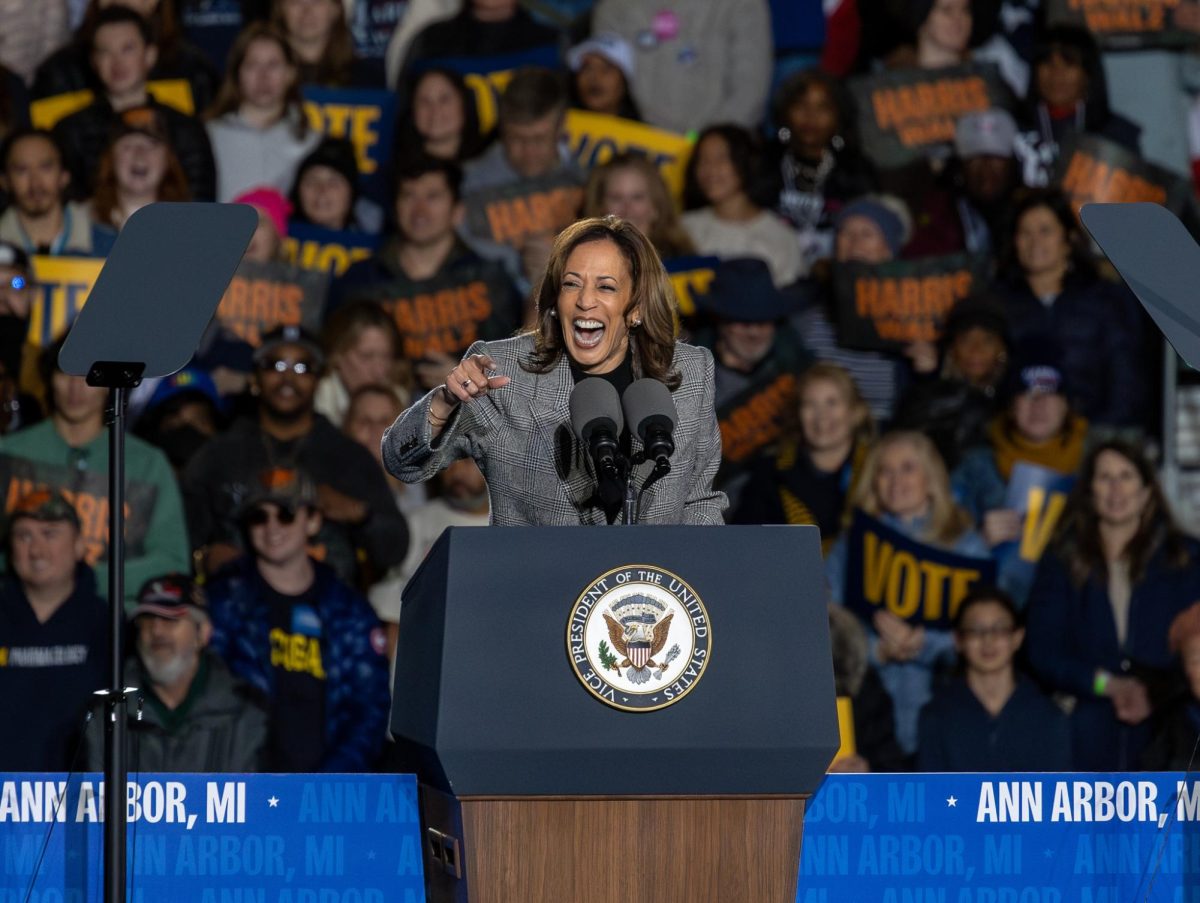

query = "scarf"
[988,413,1088,482]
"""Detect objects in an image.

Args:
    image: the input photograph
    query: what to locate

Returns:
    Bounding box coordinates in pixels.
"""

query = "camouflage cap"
[241,467,318,519]
[9,488,80,530]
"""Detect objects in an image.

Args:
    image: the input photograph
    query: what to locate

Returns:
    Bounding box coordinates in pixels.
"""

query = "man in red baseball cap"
[85,573,267,772]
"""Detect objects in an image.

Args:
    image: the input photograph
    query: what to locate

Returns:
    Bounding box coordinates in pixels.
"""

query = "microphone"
[569,378,624,481]
[622,379,677,468]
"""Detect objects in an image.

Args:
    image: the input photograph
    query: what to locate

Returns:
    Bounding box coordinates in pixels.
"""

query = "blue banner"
[284,223,381,277]
[844,509,997,630]
[8,772,1200,901]
[993,463,1075,603]
[5,773,424,902]
[800,773,1200,902]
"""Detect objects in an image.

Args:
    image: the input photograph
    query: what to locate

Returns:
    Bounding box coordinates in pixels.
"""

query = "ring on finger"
[461,378,473,389]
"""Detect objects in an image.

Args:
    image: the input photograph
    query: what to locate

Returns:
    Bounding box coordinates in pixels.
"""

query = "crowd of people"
[0,0,1199,776]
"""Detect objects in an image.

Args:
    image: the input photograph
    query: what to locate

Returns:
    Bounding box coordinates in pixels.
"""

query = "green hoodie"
[0,420,191,608]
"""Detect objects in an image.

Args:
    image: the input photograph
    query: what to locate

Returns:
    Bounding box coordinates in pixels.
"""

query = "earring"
[631,318,642,328]
[549,309,558,318]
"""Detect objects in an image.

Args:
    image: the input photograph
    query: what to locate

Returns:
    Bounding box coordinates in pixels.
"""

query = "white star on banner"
[947,796,958,808]
[268,796,279,808]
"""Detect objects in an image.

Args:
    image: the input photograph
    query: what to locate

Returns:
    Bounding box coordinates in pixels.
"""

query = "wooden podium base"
[420,786,806,903]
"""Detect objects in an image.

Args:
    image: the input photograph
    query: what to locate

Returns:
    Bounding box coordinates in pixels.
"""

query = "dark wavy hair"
[998,187,1097,286]
[394,67,488,168]
[771,68,863,156]
[523,216,681,390]
[1028,25,1115,134]
[682,124,771,211]
[1052,439,1192,587]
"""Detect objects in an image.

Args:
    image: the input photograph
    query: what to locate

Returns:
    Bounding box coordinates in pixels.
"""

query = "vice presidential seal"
[567,564,712,712]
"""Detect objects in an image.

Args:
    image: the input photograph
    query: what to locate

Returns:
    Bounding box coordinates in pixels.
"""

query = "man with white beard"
[85,574,267,772]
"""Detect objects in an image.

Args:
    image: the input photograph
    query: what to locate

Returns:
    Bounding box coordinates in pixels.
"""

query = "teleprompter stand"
[58,202,256,903]
[392,525,839,903]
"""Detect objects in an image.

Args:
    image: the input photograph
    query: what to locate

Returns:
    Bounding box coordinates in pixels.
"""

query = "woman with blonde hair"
[384,215,726,526]
[315,300,404,426]
[825,429,989,757]
[733,362,873,549]
[583,153,695,260]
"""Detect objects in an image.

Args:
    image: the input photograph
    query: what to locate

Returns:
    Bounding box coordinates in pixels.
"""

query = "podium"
[391,526,837,903]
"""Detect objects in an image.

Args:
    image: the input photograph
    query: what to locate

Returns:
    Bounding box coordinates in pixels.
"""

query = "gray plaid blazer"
[382,334,727,525]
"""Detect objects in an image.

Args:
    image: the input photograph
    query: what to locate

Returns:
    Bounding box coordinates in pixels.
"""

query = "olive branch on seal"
[598,639,619,672]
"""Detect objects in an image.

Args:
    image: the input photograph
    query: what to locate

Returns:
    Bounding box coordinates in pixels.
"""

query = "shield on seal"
[629,642,650,669]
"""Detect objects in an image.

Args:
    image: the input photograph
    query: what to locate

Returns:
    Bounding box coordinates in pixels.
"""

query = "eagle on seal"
[603,610,673,683]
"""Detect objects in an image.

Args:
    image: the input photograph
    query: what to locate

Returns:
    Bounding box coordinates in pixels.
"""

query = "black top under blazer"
[382,334,727,526]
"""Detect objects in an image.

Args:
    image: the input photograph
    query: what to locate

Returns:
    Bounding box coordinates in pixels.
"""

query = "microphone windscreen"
[621,378,677,438]
[569,377,624,443]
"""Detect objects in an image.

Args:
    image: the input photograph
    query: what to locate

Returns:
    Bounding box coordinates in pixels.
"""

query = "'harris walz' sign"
[341,265,521,361]
[215,260,329,347]
[1046,0,1199,49]
[463,172,584,250]
[843,509,996,630]
[849,63,1010,169]
[834,254,986,352]
[1056,132,1192,215]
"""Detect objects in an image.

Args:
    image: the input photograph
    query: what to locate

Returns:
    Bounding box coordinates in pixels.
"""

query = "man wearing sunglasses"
[182,324,408,586]
[205,469,390,773]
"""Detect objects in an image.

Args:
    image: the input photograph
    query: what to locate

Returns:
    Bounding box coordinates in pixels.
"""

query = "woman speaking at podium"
[382,216,726,525]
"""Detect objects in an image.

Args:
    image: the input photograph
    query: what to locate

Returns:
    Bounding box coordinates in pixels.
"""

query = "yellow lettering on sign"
[886,550,922,618]
[302,102,383,174]
[863,532,893,603]
[1019,488,1068,563]
[269,628,327,679]
[859,526,983,623]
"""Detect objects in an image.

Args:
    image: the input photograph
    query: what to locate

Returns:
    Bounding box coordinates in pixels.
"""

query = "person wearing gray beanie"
[834,195,913,259]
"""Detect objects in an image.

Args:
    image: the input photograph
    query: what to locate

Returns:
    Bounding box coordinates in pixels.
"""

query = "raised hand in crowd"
[873,610,926,664]
[1105,675,1152,726]
[981,508,1022,547]
[316,482,369,525]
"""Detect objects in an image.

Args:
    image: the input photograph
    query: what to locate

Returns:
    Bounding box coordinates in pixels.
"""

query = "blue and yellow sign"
[417,46,561,133]
[844,509,997,630]
[301,86,398,205]
[564,110,693,201]
[27,254,105,348]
